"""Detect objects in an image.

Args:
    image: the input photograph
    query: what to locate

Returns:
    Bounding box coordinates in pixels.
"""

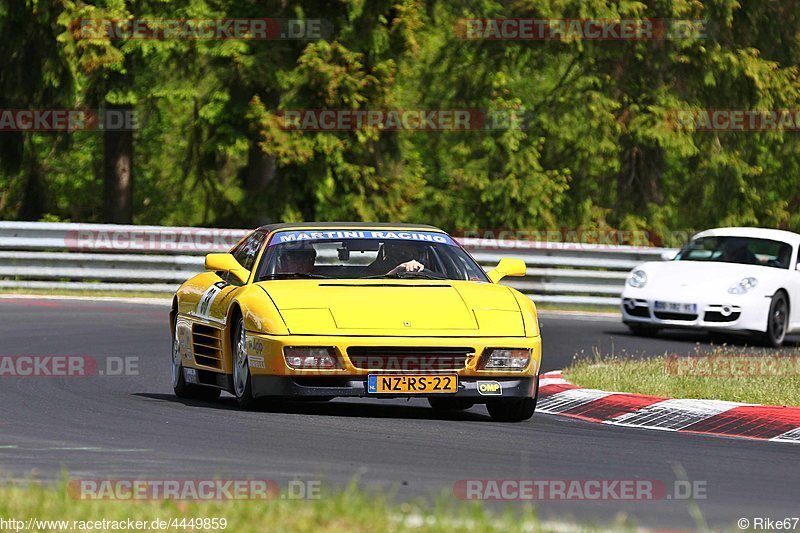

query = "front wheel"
[486,397,537,422]
[232,317,257,408]
[486,380,538,422]
[762,292,789,348]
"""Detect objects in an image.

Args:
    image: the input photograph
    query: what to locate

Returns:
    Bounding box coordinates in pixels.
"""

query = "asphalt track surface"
[1,297,799,530]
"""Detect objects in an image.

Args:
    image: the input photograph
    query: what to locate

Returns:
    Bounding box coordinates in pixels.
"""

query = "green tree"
[0,0,74,220]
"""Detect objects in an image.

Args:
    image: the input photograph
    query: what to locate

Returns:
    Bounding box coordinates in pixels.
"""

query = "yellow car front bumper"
[243,332,541,400]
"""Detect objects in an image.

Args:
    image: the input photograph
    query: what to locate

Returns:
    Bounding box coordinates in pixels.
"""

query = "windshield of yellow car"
[255,230,489,281]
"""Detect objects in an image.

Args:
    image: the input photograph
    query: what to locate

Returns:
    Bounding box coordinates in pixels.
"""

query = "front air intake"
[346,347,473,371]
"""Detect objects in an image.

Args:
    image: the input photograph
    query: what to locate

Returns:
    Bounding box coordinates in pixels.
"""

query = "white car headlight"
[627,270,647,288]
[728,277,758,294]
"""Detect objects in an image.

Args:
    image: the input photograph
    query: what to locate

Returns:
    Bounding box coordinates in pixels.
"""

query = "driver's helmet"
[277,248,316,273]
[721,239,750,263]
[383,241,424,264]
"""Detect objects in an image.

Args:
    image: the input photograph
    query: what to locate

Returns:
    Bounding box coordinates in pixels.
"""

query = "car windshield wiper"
[259,273,329,280]
[362,271,448,280]
[398,271,449,280]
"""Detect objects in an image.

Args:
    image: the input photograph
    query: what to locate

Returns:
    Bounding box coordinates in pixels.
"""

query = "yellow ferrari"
[170,223,542,422]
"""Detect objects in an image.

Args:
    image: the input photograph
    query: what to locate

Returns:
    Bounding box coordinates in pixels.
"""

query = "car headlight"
[627,270,647,288]
[481,348,531,371]
[728,277,758,294]
[284,347,341,369]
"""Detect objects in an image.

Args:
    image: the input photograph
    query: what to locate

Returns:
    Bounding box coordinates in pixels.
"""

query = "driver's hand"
[389,260,424,274]
[400,260,424,272]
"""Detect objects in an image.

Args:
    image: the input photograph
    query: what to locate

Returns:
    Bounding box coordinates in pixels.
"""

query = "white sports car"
[621,227,800,347]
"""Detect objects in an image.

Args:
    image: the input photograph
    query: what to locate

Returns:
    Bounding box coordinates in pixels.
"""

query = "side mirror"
[205,253,250,284]
[487,258,527,283]
[661,250,678,261]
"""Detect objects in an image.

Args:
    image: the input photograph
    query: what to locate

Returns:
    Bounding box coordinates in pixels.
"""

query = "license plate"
[367,374,458,394]
[654,301,697,314]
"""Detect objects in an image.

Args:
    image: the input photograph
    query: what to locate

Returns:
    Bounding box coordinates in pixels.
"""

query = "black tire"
[486,380,538,422]
[628,325,660,337]
[762,292,789,348]
[171,322,220,401]
[427,397,474,411]
[231,317,257,408]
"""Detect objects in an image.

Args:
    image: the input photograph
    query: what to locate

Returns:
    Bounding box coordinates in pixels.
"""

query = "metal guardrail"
[0,221,676,306]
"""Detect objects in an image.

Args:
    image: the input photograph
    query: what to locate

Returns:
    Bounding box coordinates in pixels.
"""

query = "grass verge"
[565,349,800,407]
[534,303,619,314]
[0,479,619,533]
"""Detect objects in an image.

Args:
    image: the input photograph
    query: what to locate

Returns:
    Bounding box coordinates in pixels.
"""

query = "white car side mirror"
[661,250,678,261]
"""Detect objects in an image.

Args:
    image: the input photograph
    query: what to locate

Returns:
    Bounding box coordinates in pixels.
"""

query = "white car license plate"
[654,301,697,314]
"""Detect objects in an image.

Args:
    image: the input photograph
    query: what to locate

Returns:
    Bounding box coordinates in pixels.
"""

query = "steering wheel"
[396,268,447,280]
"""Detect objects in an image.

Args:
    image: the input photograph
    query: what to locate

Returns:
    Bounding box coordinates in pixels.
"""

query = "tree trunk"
[244,138,276,194]
[18,140,44,221]
[103,104,134,223]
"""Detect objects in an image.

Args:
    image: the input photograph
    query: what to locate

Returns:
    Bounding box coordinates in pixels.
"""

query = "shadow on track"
[134,393,493,422]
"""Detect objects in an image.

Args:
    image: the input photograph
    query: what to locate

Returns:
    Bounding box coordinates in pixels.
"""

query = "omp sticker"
[248,355,266,369]
[477,381,502,396]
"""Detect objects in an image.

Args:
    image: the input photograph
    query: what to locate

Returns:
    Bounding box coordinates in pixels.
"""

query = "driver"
[369,242,425,275]
[720,240,750,264]
[276,248,316,274]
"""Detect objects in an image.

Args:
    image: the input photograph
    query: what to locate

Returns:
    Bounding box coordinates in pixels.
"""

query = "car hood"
[632,260,783,296]
[255,280,525,337]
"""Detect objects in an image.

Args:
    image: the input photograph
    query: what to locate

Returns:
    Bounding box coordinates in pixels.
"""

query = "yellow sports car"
[170,223,542,422]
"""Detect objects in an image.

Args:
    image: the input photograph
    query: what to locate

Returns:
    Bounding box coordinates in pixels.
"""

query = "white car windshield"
[675,236,793,269]
[255,229,489,281]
